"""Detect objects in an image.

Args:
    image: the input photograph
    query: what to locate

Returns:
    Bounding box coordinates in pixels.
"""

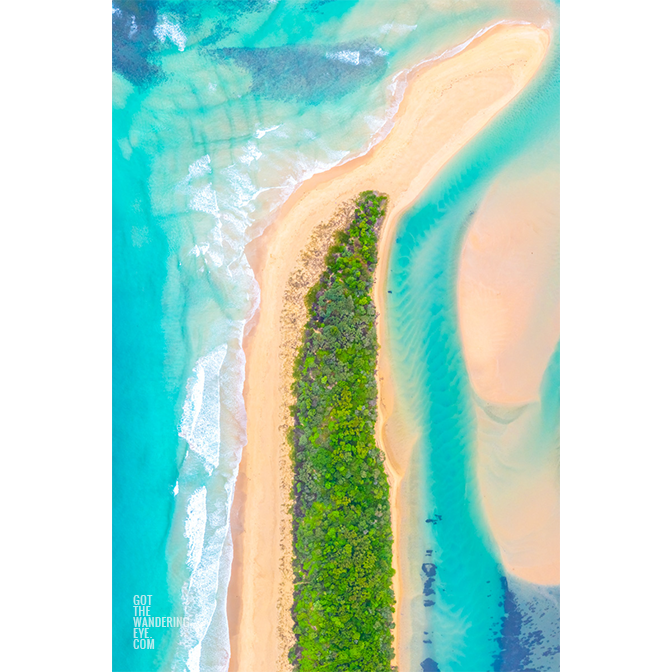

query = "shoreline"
[229,22,550,671]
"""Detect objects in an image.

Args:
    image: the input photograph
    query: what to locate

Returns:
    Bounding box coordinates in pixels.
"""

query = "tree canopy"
[290,192,396,671]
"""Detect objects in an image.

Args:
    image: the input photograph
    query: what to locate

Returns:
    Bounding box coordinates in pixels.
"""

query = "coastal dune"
[229,23,550,671]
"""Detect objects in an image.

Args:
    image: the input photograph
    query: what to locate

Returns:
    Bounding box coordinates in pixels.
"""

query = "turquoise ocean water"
[112,1,558,670]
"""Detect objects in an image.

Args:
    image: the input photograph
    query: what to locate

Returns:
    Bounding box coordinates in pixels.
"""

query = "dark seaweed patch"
[421,563,436,577]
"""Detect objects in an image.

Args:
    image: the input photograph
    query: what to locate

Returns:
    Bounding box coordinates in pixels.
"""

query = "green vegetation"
[290,191,396,671]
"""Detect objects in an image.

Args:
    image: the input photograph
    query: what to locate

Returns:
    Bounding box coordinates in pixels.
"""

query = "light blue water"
[112,1,558,670]
[384,27,559,672]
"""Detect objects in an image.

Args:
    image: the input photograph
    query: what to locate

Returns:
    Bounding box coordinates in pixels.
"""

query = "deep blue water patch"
[214,43,387,103]
[493,577,537,672]
[112,1,163,86]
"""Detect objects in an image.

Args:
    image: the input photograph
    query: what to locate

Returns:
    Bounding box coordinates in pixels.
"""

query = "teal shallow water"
[384,28,559,672]
[112,2,559,670]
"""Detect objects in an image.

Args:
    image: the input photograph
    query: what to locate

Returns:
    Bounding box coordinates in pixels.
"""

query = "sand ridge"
[230,22,551,670]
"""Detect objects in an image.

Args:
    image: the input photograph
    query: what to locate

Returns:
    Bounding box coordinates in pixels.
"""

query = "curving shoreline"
[228,22,551,671]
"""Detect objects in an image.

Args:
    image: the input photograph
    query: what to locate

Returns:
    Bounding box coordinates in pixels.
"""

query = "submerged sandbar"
[457,151,560,586]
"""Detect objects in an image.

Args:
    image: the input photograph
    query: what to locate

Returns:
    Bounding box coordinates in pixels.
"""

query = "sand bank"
[230,23,550,670]
[457,156,560,584]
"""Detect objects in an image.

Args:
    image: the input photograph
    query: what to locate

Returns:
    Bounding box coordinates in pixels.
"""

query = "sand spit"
[229,23,550,671]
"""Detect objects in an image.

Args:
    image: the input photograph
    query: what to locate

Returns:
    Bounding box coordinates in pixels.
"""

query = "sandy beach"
[228,22,551,671]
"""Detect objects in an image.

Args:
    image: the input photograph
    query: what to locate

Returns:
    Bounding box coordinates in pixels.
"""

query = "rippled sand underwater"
[112,1,559,670]
[384,29,559,671]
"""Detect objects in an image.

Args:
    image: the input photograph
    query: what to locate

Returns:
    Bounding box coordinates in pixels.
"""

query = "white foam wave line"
[186,643,202,672]
[189,155,213,179]
[177,154,213,193]
[239,142,263,165]
[325,50,361,65]
[172,442,237,670]
[179,501,229,664]
[254,124,280,139]
[171,330,253,672]
[179,345,228,475]
[180,154,268,276]
[189,184,221,218]
[185,486,208,571]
